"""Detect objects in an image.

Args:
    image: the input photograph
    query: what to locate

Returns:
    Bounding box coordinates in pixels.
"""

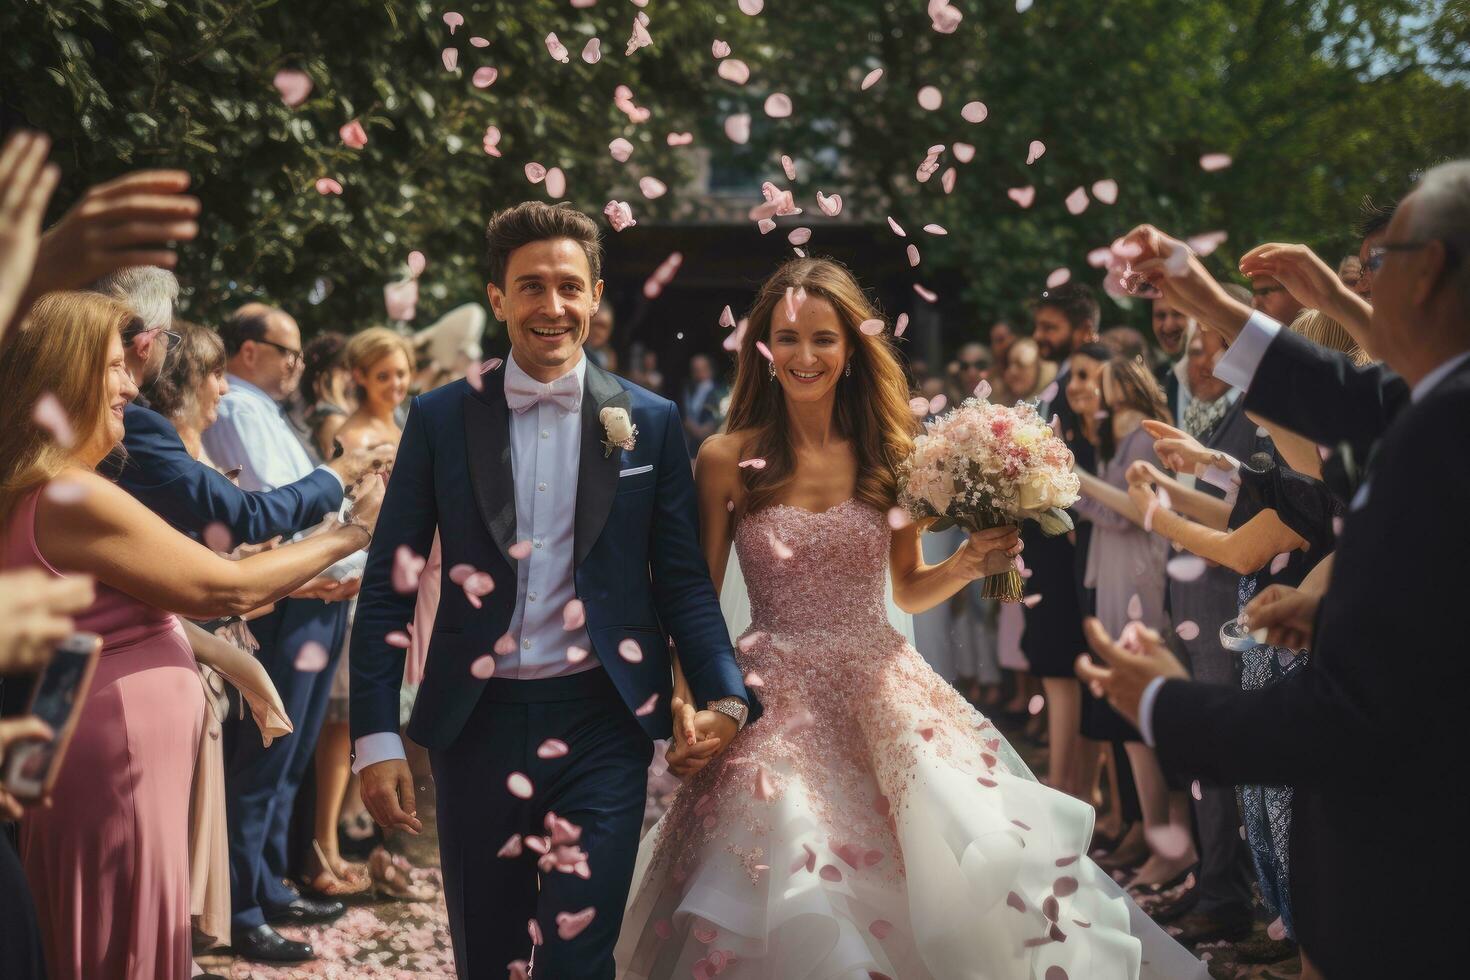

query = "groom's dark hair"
[484,202,603,288]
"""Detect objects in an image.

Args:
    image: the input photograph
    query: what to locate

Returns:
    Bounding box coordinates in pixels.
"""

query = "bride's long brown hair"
[724,257,918,515]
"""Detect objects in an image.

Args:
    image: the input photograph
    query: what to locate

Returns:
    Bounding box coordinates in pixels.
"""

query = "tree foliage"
[2,0,1466,336]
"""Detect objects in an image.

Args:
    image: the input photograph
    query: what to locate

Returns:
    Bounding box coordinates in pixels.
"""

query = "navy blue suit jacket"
[117,402,344,547]
[350,360,760,749]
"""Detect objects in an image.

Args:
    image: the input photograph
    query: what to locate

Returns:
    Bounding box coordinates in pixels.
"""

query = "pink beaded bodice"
[734,498,892,637]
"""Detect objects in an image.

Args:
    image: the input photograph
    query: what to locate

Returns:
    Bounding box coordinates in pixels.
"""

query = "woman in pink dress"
[617,260,1206,979]
[0,292,381,980]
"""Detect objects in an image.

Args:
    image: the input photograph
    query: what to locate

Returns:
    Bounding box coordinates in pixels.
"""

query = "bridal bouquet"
[897,385,1080,601]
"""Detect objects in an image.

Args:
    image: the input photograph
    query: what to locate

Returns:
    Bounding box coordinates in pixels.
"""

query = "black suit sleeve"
[1243,328,1409,454]
[119,406,344,549]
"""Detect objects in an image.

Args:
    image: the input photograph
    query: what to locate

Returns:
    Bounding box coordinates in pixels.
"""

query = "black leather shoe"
[264,895,345,926]
[232,924,314,963]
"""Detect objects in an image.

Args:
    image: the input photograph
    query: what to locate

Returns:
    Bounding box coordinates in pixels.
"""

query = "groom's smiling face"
[487,237,604,383]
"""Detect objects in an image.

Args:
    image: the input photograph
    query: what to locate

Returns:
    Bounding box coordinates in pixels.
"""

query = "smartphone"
[3,632,102,801]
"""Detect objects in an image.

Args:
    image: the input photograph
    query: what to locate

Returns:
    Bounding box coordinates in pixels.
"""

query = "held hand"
[1238,243,1354,317]
[664,699,733,778]
[359,758,423,835]
[1074,618,1189,728]
[0,569,95,674]
[949,526,1023,581]
[329,442,396,486]
[0,716,54,819]
[0,131,61,339]
[27,169,200,298]
[1118,224,1252,340]
[1242,584,1318,651]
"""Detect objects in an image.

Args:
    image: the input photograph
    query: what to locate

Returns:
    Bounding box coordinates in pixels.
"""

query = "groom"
[350,201,760,978]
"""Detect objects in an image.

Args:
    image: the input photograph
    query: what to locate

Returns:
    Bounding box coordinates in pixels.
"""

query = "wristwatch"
[706,697,749,731]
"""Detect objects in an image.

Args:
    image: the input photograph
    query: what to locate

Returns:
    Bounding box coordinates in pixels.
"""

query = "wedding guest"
[999,336,1057,403]
[988,318,1017,369]
[1150,297,1194,420]
[680,353,723,456]
[295,331,355,463]
[203,304,361,963]
[0,291,379,980]
[1249,273,1305,324]
[1084,163,1470,976]
[1353,195,1395,301]
[953,340,990,398]
[1023,284,1098,799]
[1102,325,1149,363]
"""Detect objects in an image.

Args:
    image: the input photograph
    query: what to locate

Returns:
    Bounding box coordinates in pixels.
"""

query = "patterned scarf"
[1182,393,1231,439]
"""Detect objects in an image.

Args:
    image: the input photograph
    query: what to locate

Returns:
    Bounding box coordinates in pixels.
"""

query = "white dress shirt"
[201,375,344,497]
[1139,315,1470,745]
[353,352,598,772]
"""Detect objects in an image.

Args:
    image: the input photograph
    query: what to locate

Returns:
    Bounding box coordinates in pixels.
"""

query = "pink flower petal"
[913,283,938,302]
[509,539,533,560]
[507,772,534,799]
[724,113,751,144]
[556,907,596,940]
[407,250,427,277]
[524,162,547,184]
[1166,554,1207,582]
[386,630,412,649]
[470,36,490,48]
[787,227,811,246]
[581,37,602,64]
[923,223,948,235]
[1091,179,1118,204]
[973,378,993,400]
[894,312,909,336]
[1200,152,1233,172]
[472,66,499,88]
[816,191,843,216]
[780,154,797,181]
[858,318,885,336]
[1028,693,1045,715]
[738,0,764,14]
[527,917,543,945]
[272,69,312,107]
[961,100,988,123]
[315,177,343,195]
[887,215,906,237]
[482,125,502,156]
[755,340,774,361]
[1190,778,1203,801]
[1126,593,1144,620]
[441,47,459,72]
[929,393,947,414]
[1065,186,1090,215]
[442,12,463,33]
[917,86,943,111]
[738,457,768,470]
[951,143,976,165]
[1022,592,1043,608]
[1007,185,1035,208]
[861,68,884,90]
[497,833,523,858]
[294,641,329,672]
[544,167,566,199]
[717,59,750,85]
[1187,230,1229,255]
[566,644,590,664]
[930,2,962,33]
[1270,551,1292,575]
[941,166,957,193]
[667,131,694,146]
[1267,916,1287,941]
[1026,140,1046,165]
[869,919,893,940]
[469,655,496,679]
[711,39,731,58]
[618,638,644,663]
[634,692,659,716]
[31,393,75,447]
[544,32,570,63]
[561,598,586,631]
[1175,620,1200,641]
[909,396,930,416]
[392,545,426,593]
[819,864,842,881]
[604,200,637,231]
[907,244,921,267]
[339,119,368,149]
[1046,267,1071,289]
[654,918,673,939]
[494,632,518,655]
[757,217,776,235]
[537,738,569,760]
[763,93,793,118]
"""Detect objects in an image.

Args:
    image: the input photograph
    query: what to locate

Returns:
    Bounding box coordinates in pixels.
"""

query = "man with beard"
[1151,296,1193,421]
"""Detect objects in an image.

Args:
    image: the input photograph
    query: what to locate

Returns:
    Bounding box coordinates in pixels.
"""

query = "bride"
[616,258,1206,979]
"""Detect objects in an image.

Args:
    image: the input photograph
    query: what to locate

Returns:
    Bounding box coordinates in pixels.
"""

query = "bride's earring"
[768,360,777,380]
[844,360,852,378]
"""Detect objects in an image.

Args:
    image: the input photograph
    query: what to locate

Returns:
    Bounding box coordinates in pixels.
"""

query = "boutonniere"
[600,406,637,457]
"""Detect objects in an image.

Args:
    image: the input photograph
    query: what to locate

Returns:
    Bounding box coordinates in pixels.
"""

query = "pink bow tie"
[504,371,582,415]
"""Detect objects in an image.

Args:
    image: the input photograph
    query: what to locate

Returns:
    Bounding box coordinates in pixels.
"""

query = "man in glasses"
[1247,272,1304,325]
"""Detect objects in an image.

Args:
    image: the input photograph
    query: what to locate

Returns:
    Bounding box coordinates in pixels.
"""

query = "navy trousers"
[225,597,347,931]
[432,668,652,980]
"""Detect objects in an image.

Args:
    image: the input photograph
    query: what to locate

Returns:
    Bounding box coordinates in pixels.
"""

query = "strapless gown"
[617,499,1206,979]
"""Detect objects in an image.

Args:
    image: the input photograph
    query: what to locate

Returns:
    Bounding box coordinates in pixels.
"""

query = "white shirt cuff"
[315,463,345,490]
[1138,676,1169,748]
[1211,311,1282,391]
[352,732,407,773]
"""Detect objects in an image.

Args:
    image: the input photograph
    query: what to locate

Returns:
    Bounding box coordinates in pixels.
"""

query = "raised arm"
[38,469,373,620]
[889,520,1022,614]
[1143,499,1305,577]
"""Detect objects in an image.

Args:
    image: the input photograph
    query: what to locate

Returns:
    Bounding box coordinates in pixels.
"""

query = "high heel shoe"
[301,839,371,898]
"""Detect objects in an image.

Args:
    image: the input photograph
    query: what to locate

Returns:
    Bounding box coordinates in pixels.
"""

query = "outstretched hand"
[1140,419,1231,475]
[0,131,61,341]
[664,696,734,778]
[1238,242,1369,325]
[1117,224,1253,341]
[1075,618,1190,728]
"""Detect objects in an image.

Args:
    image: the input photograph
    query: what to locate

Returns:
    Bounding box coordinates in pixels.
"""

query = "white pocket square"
[619,464,653,478]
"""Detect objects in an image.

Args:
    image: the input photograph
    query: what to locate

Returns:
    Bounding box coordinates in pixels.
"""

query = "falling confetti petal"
[545,32,570,63]
[887,216,906,237]
[781,155,797,180]
[494,632,518,655]
[951,143,975,165]
[666,131,693,146]
[566,644,590,664]
[1190,779,1204,801]
[537,738,570,759]
[1026,140,1046,165]
[1126,593,1144,620]
[1187,230,1229,256]
[816,191,843,216]
[482,125,502,156]
[498,834,523,858]
[870,919,894,940]
[929,394,947,414]
[1200,152,1233,171]
[524,162,547,184]
[470,35,489,47]
[858,318,885,336]
[909,397,930,416]
[604,200,637,231]
[472,66,499,88]
[1167,553,1208,582]
[738,457,768,469]
[906,244,921,267]
[470,655,496,679]
[1022,592,1043,608]
[315,177,344,195]
[1091,179,1119,204]
[507,772,534,799]
[544,167,566,199]
[1267,916,1287,941]
[31,393,75,447]
[386,631,412,649]
[1065,186,1090,215]
[738,0,764,14]
[295,641,329,672]
[861,68,884,90]
[913,283,938,302]
[1087,246,1112,267]
[639,176,668,199]
[635,692,659,716]
[941,167,957,193]
[441,48,459,71]
[724,113,751,144]
[757,217,776,234]
[338,119,367,149]
[608,137,634,163]
[618,638,644,663]
[1046,267,1071,289]
[717,59,750,84]
[272,69,313,107]
[924,223,948,235]
[625,13,652,57]
[961,101,988,123]
[788,227,812,246]
[764,93,793,118]
[443,11,463,33]
[711,39,731,58]
[1176,620,1201,641]
[756,340,774,361]
[1028,694,1045,715]
[1007,185,1035,208]
[407,250,427,277]
[917,86,943,111]
[930,2,962,33]
[894,312,909,336]
[974,379,993,400]
[557,907,596,941]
